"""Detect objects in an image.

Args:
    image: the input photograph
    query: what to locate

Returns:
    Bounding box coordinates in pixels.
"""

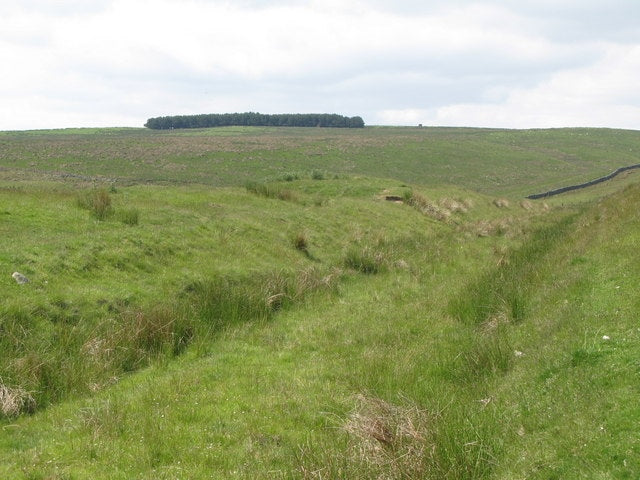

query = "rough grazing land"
[0,126,639,479]
[1,126,639,195]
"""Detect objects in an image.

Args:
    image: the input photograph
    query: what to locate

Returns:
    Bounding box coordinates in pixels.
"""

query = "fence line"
[526,164,640,199]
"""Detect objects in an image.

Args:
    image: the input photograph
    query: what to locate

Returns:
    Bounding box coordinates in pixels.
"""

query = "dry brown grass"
[342,394,435,475]
[480,311,510,334]
[492,198,510,208]
[461,198,475,210]
[519,199,534,211]
[439,197,468,214]
[461,217,515,237]
[0,382,35,417]
[407,192,451,221]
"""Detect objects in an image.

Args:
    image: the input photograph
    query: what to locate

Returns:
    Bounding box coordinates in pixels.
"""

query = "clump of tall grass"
[462,332,513,380]
[280,172,300,182]
[403,190,451,221]
[118,208,140,226]
[344,246,386,274]
[293,266,342,299]
[0,381,35,417]
[244,181,267,196]
[342,395,435,476]
[302,393,502,479]
[111,306,194,371]
[77,188,113,220]
[461,218,514,237]
[519,199,534,210]
[187,268,340,328]
[493,198,510,208]
[185,274,275,330]
[245,181,299,202]
[439,197,469,214]
[293,231,310,256]
[310,169,326,180]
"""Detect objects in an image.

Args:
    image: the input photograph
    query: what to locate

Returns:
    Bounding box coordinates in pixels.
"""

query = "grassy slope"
[0,179,547,479]
[0,127,639,478]
[492,184,640,478]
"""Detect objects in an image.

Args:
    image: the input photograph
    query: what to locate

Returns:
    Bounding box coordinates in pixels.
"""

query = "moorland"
[0,125,639,479]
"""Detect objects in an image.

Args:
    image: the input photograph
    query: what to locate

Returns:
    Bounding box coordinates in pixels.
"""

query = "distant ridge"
[144,112,365,129]
[526,163,640,199]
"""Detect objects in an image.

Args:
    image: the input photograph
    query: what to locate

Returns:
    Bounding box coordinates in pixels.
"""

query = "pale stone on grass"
[11,272,29,284]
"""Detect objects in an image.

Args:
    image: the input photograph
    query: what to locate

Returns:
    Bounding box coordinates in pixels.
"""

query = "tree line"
[144,112,365,129]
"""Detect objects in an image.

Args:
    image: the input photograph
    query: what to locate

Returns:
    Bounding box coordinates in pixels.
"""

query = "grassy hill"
[0,126,638,478]
[2,126,640,196]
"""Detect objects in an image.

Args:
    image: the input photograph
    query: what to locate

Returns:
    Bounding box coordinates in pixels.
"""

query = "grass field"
[0,126,639,478]
[2,126,640,196]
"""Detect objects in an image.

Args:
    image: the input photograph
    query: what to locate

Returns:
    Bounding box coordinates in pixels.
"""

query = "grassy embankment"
[0,126,639,478]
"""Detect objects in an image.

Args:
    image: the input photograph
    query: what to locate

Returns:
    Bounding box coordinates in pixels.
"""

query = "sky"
[1,0,639,130]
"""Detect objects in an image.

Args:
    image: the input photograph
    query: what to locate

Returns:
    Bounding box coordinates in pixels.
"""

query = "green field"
[2,126,640,195]
[0,126,639,478]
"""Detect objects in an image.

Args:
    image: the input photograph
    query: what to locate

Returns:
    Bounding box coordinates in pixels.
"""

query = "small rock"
[602,335,610,341]
[12,272,29,284]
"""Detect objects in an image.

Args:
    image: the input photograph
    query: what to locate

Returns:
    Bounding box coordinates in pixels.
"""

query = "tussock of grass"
[114,306,194,369]
[310,169,326,180]
[461,217,514,237]
[280,172,300,182]
[439,197,469,214]
[462,333,513,379]
[292,231,309,254]
[519,199,534,210]
[344,246,386,274]
[342,395,434,476]
[0,382,35,417]
[404,190,451,221]
[245,181,300,202]
[190,267,341,325]
[118,207,140,225]
[304,392,503,480]
[77,188,113,220]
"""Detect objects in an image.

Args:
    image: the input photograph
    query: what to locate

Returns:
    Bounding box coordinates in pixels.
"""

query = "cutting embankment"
[0,126,638,478]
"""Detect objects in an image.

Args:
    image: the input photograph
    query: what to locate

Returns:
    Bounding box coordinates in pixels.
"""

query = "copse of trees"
[144,112,365,129]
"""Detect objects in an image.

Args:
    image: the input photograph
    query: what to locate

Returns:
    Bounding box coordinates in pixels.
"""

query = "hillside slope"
[1,126,640,196]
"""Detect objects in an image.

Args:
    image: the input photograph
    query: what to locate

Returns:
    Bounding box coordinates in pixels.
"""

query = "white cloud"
[0,0,639,129]
[381,43,640,128]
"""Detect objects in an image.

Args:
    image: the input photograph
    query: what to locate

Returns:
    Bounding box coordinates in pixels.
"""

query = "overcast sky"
[1,0,639,130]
